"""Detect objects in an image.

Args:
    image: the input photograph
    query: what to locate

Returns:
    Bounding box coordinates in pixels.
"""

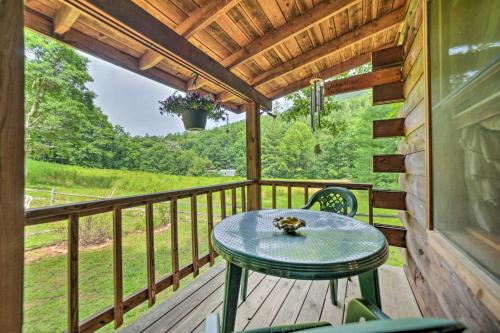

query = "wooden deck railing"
[25,179,406,333]
[25,180,253,333]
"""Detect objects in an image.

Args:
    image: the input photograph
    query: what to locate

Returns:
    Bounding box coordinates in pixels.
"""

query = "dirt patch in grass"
[25,223,171,263]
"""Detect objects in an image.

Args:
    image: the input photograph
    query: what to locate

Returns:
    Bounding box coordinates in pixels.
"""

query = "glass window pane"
[430,0,500,281]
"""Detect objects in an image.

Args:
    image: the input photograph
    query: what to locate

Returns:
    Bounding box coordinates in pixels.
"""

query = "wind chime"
[309,78,324,131]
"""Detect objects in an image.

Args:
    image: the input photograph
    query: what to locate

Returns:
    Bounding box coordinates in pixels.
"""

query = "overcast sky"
[84,52,249,136]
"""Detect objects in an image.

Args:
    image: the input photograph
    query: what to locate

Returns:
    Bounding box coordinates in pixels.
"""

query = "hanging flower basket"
[159,92,225,131]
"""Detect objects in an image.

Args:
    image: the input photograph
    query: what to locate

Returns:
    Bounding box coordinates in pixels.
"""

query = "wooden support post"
[190,195,199,277]
[304,186,309,204]
[0,1,24,330]
[68,213,79,333]
[207,192,215,266]
[245,102,261,210]
[112,206,123,328]
[170,198,180,290]
[145,202,156,306]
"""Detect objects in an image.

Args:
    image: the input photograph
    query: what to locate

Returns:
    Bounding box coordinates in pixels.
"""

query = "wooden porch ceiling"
[24,0,407,111]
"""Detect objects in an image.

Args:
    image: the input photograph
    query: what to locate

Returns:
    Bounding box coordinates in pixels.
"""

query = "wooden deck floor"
[122,263,421,333]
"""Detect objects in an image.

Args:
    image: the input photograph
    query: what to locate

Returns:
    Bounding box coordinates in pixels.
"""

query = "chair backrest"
[302,187,357,217]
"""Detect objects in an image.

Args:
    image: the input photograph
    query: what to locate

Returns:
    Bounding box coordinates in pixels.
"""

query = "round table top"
[213,209,388,279]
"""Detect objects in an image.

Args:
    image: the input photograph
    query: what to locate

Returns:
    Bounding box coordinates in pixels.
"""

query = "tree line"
[25,29,399,189]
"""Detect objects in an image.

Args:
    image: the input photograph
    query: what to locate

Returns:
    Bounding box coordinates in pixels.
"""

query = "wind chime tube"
[318,82,324,128]
[310,82,316,131]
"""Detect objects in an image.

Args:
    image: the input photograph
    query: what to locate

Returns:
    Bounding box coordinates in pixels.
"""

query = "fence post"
[50,187,56,205]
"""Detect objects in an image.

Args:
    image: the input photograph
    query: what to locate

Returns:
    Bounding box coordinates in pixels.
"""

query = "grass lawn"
[24,160,404,332]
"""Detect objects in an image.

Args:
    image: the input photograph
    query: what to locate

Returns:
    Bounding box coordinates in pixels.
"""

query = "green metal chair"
[205,298,465,333]
[239,187,358,304]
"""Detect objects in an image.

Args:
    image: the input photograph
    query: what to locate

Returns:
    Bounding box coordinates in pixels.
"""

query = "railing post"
[112,206,123,328]
[190,195,199,277]
[245,102,261,210]
[368,188,374,225]
[207,191,215,266]
[170,198,180,290]
[145,202,156,306]
[68,213,79,333]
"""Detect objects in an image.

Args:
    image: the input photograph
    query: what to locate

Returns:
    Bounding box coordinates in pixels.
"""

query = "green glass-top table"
[212,209,389,333]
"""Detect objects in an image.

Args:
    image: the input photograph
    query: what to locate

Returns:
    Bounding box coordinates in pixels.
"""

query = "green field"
[24,160,403,332]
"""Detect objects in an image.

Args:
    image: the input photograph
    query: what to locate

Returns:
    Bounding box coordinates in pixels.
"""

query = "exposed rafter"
[268,42,395,99]
[324,66,401,96]
[186,76,209,91]
[217,91,238,103]
[63,0,271,109]
[53,3,80,35]
[250,7,406,87]
[221,0,357,68]
[268,52,372,100]
[138,49,163,70]
[175,0,240,39]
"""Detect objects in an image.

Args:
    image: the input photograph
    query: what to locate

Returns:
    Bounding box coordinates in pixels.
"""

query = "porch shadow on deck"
[121,262,421,333]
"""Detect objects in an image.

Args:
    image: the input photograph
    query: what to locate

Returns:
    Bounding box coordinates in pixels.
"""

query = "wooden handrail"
[259,179,373,189]
[25,180,254,225]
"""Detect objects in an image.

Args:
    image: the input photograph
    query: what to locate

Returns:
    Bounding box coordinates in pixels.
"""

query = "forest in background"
[25,29,399,189]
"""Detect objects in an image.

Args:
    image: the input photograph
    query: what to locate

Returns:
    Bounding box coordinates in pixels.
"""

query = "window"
[430,0,500,281]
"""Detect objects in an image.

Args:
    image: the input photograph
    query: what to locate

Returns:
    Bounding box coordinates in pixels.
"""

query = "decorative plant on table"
[159,91,225,131]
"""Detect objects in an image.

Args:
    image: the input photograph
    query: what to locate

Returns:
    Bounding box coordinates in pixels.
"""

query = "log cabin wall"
[397,1,500,331]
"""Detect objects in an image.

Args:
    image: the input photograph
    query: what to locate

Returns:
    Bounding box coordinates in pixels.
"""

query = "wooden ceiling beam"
[221,0,357,68]
[53,3,80,35]
[250,6,406,87]
[324,66,401,96]
[138,49,164,70]
[62,0,271,109]
[175,0,240,39]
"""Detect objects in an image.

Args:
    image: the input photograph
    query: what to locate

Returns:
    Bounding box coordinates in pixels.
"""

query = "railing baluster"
[170,198,180,290]
[231,188,237,215]
[241,187,246,212]
[112,206,123,328]
[207,191,215,266]
[368,188,374,225]
[68,213,79,333]
[287,185,292,208]
[304,186,309,204]
[272,184,276,209]
[145,202,155,306]
[190,195,199,277]
[220,190,226,219]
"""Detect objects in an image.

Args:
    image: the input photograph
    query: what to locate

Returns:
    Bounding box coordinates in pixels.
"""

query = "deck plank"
[272,279,312,326]
[121,263,225,333]
[245,278,295,330]
[122,265,420,332]
[319,278,348,325]
[295,280,330,324]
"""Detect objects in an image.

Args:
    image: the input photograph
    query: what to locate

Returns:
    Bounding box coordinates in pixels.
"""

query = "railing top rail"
[259,179,373,189]
[25,180,254,225]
